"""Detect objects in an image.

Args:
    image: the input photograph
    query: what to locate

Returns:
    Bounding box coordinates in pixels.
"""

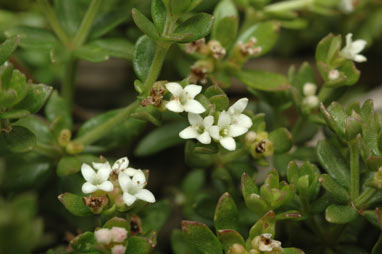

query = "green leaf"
[71,232,97,252]
[0,109,29,120]
[235,21,280,57]
[14,116,52,145]
[0,126,36,153]
[316,140,350,188]
[248,210,276,240]
[269,127,292,154]
[133,35,156,81]
[214,193,238,231]
[152,0,167,33]
[182,221,223,254]
[185,140,214,168]
[57,155,98,177]
[363,208,382,230]
[13,84,53,113]
[205,86,229,111]
[5,26,57,50]
[182,169,205,196]
[54,0,85,36]
[283,248,305,254]
[126,236,153,254]
[45,91,72,131]
[103,217,130,231]
[141,199,171,233]
[319,174,350,204]
[132,8,160,40]
[135,120,187,157]
[217,229,245,253]
[0,36,19,65]
[172,229,198,254]
[132,105,161,126]
[275,210,302,221]
[0,67,28,108]
[211,0,238,49]
[58,193,92,217]
[234,69,290,92]
[325,204,358,224]
[169,13,214,43]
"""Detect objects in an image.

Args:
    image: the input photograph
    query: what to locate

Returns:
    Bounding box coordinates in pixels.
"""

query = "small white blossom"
[258,233,282,252]
[110,227,128,243]
[303,95,320,108]
[328,69,340,80]
[81,162,113,194]
[118,170,155,206]
[165,82,205,114]
[340,33,367,63]
[339,0,354,14]
[111,245,127,254]
[303,82,317,97]
[111,157,129,174]
[209,111,248,151]
[179,113,214,144]
[227,98,253,129]
[95,228,112,245]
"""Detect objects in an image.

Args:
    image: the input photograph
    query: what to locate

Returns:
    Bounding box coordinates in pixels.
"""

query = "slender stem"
[349,139,359,200]
[61,59,77,108]
[265,0,313,12]
[38,0,71,48]
[74,101,140,145]
[34,143,61,158]
[73,0,103,48]
[354,187,377,208]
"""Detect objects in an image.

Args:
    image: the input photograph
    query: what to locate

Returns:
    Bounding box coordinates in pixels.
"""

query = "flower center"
[220,128,229,137]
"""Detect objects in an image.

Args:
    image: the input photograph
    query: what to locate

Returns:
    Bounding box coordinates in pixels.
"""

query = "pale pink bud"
[111,227,128,243]
[95,228,112,245]
[111,244,127,254]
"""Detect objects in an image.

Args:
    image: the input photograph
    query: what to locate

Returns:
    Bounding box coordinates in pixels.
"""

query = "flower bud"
[303,82,317,96]
[328,69,340,80]
[230,243,246,254]
[111,227,128,243]
[245,131,257,144]
[302,95,320,109]
[58,129,71,147]
[95,228,112,245]
[111,244,127,254]
[185,38,207,54]
[189,60,214,85]
[208,40,226,59]
[66,141,84,154]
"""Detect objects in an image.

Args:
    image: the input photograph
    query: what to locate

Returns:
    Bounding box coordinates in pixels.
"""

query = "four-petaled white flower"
[111,157,129,174]
[209,111,248,151]
[179,113,214,144]
[118,169,155,206]
[81,162,114,194]
[340,33,367,63]
[227,98,253,129]
[165,82,205,114]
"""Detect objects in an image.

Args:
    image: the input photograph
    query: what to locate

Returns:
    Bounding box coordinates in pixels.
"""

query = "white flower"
[165,82,205,114]
[81,162,113,194]
[340,33,367,63]
[258,233,282,252]
[339,0,354,14]
[95,228,112,245]
[111,245,127,254]
[303,95,320,108]
[209,111,248,151]
[303,82,317,97]
[179,113,214,144]
[118,170,155,206]
[328,69,340,80]
[227,98,253,129]
[111,157,129,174]
[110,227,128,243]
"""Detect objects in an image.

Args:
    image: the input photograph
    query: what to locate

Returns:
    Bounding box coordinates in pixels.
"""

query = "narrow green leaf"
[45,91,72,130]
[182,169,205,195]
[0,109,29,120]
[0,36,19,65]
[133,35,156,81]
[234,69,290,92]
[211,0,238,49]
[5,26,57,50]
[269,127,293,154]
[132,8,160,40]
[13,84,53,113]
[152,0,167,33]
[319,174,350,203]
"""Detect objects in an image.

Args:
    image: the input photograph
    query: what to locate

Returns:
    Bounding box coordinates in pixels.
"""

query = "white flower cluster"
[302,82,319,109]
[95,227,128,254]
[81,157,155,207]
[165,82,253,151]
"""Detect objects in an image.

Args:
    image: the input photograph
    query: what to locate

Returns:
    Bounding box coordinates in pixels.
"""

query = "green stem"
[354,187,377,208]
[61,59,77,108]
[73,0,103,48]
[349,139,359,200]
[34,143,61,158]
[38,0,71,48]
[74,100,140,145]
[265,0,313,12]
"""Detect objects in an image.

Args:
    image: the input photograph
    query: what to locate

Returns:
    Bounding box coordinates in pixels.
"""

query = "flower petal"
[135,189,156,203]
[184,84,202,98]
[351,39,366,54]
[166,100,184,112]
[82,182,98,194]
[183,100,205,114]
[81,163,96,182]
[203,115,214,128]
[354,54,367,63]
[98,181,114,192]
[218,111,231,127]
[228,98,248,115]
[229,124,248,137]
[209,126,220,140]
[122,192,137,206]
[237,114,253,128]
[346,33,353,47]
[97,165,111,182]
[112,157,129,171]
[179,126,199,139]
[197,131,211,144]
[220,137,236,151]
[166,82,183,97]
[118,172,132,192]
[93,161,111,172]
[132,170,146,188]
[188,113,203,126]
[125,167,139,177]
